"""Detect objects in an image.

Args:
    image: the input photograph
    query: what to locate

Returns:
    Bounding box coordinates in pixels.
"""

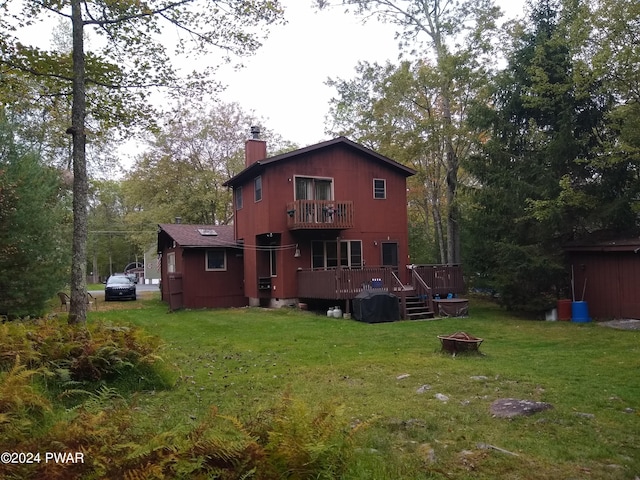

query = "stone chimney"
[245,125,267,167]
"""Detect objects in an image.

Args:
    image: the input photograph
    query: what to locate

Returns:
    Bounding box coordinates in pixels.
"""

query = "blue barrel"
[571,301,591,323]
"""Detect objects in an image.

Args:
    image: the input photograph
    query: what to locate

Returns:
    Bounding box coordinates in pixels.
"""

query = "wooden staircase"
[405,295,435,320]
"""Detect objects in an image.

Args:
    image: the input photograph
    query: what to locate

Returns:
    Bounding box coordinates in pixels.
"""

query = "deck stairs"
[404,293,435,320]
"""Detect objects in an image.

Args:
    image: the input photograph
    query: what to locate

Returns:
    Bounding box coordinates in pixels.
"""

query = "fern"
[252,393,365,480]
[0,357,50,451]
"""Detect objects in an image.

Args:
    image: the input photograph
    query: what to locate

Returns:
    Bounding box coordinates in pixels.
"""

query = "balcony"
[286,200,354,230]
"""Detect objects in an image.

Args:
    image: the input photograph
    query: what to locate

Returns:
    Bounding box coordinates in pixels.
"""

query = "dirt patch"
[598,319,640,331]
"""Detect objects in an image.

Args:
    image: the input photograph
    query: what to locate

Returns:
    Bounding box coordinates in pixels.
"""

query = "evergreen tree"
[464,0,611,311]
[0,116,70,317]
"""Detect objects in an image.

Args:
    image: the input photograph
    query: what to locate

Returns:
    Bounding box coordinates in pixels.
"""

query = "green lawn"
[85,294,640,479]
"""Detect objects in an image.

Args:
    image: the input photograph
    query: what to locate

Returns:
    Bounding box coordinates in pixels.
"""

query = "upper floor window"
[254,176,262,202]
[206,249,226,271]
[235,186,243,210]
[373,179,386,199]
[295,176,332,200]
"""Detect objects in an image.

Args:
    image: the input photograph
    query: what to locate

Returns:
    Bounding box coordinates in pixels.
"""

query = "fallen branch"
[476,443,520,457]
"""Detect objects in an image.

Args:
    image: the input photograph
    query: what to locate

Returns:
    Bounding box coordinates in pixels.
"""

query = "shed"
[157,224,246,310]
[353,290,400,323]
[564,237,640,319]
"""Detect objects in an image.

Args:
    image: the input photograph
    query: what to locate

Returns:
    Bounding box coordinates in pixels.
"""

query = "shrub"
[0,318,165,384]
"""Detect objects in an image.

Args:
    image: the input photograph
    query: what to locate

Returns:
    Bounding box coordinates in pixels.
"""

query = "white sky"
[15,0,528,158]
[217,0,528,148]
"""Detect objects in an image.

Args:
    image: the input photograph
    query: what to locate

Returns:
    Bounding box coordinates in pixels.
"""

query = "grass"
[52,294,640,478]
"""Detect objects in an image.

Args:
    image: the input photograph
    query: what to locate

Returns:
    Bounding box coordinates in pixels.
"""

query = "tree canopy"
[122,101,296,252]
[319,0,502,264]
[464,0,639,311]
[1,0,284,323]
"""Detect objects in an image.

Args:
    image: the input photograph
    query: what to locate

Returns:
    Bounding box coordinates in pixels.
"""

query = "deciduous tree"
[122,101,295,252]
[318,0,502,264]
[1,0,284,323]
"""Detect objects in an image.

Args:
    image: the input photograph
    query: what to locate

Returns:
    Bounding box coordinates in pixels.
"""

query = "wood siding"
[569,252,640,319]
[160,246,247,310]
[233,142,412,300]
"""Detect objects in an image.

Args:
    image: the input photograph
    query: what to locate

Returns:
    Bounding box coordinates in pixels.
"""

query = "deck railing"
[286,200,354,230]
[409,267,434,314]
[297,267,395,299]
[297,264,464,300]
[411,264,464,296]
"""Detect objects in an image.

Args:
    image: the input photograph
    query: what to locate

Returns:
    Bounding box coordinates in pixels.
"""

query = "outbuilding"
[564,237,640,319]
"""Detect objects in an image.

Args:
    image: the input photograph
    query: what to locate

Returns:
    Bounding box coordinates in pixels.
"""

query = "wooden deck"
[297,264,464,319]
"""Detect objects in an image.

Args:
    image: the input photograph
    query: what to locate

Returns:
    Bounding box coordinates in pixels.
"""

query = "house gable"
[223,136,415,189]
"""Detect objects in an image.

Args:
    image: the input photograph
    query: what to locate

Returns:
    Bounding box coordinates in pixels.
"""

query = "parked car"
[105,272,137,284]
[105,275,136,301]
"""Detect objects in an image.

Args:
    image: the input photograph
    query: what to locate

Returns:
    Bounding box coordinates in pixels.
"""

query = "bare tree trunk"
[430,196,446,264]
[68,0,88,324]
[441,90,460,265]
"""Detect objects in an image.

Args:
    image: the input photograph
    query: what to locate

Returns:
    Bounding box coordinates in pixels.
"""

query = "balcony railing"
[286,200,354,230]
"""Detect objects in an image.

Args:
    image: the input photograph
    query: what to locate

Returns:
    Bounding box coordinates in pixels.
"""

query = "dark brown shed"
[564,238,640,319]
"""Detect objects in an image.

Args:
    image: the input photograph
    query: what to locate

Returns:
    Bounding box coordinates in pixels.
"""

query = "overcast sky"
[217,0,528,148]
[16,0,528,162]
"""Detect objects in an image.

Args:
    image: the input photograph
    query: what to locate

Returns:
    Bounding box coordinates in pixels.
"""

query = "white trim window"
[206,249,227,271]
[373,178,386,199]
[295,176,333,200]
[167,252,176,273]
[312,240,362,269]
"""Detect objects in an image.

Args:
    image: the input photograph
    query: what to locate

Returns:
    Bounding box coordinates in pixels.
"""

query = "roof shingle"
[158,224,237,248]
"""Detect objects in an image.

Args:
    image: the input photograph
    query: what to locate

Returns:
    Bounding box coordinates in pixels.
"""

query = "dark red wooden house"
[157,135,464,316]
[223,134,463,317]
[564,237,640,319]
[157,223,246,310]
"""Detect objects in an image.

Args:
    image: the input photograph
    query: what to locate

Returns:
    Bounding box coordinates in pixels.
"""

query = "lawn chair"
[57,292,70,311]
[87,292,97,311]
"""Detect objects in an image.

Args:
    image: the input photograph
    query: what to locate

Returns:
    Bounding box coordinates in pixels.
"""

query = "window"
[254,176,262,202]
[206,249,226,271]
[270,248,277,277]
[167,252,175,273]
[311,240,362,269]
[295,176,332,200]
[340,240,362,267]
[373,178,386,199]
[235,186,243,210]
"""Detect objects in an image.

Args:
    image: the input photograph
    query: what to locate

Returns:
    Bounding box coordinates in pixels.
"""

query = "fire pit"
[437,331,483,354]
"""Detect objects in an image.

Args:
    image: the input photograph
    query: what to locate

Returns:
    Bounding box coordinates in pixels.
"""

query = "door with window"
[381,242,399,272]
[295,177,333,223]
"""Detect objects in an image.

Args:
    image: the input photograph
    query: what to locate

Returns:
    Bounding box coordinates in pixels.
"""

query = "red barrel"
[557,299,572,321]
